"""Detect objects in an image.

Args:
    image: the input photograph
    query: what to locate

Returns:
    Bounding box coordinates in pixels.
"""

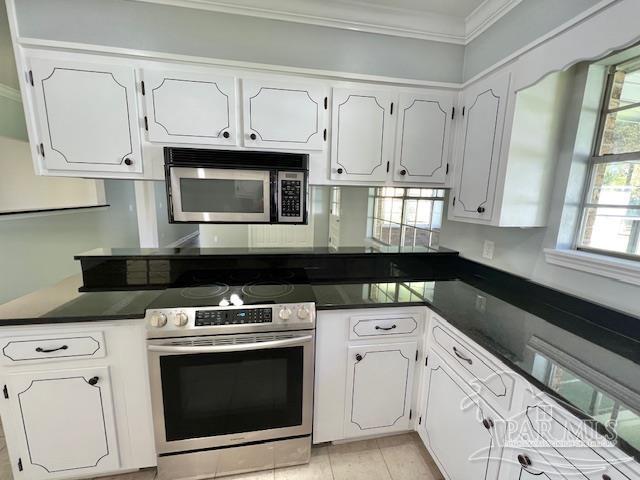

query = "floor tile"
[94,468,157,480]
[274,446,333,480]
[328,439,391,480]
[223,468,274,480]
[377,434,443,480]
[0,446,14,480]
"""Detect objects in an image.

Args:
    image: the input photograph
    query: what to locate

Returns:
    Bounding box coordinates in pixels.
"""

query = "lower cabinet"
[4,366,119,479]
[344,341,417,437]
[420,350,503,480]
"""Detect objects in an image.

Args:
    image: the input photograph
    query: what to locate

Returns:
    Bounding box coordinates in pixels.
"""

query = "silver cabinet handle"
[148,335,313,354]
[453,346,473,365]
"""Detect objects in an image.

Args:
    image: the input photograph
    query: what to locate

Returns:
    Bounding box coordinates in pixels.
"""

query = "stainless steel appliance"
[146,282,316,480]
[165,148,308,224]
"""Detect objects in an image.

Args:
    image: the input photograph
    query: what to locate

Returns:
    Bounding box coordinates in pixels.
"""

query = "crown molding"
[131,0,522,45]
[0,83,21,103]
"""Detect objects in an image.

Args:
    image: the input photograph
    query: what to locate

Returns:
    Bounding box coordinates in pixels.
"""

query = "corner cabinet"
[330,88,396,182]
[242,79,328,150]
[393,91,454,184]
[141,69,238,146]
[27,57,143,176]
[344,341,417,437]
[4,366,120,479]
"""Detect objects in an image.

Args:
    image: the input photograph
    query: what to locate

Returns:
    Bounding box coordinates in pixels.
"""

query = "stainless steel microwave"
[164,148,308,224]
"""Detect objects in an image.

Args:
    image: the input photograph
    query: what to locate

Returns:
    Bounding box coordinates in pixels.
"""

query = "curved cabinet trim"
[399,99,447,177]
[351,317,418,337]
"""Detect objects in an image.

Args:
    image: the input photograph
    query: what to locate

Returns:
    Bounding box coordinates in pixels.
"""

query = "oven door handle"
[148,335,313,354]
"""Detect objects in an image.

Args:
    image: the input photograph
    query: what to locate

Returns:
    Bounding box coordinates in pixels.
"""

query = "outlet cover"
[482,240,495,259]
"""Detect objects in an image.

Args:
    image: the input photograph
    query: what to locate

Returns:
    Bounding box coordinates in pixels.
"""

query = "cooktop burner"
[241,282,295,299]
[180,283,230,299]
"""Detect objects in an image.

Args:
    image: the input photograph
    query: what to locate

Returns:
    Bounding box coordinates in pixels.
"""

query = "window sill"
[544,248,640,286]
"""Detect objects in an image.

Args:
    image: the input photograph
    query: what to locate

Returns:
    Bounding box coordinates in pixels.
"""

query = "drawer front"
[430,317,514,412]
[0,331,106,365]
[349,313,419,340]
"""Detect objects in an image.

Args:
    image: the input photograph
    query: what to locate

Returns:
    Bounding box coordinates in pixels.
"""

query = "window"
[369,187,445,248]
[578,59,640,259]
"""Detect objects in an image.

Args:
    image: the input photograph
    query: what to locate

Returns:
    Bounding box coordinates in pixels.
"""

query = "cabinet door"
[29,57,143,174]
[450,69,512,221]
[393,91,454,184]
[4,366,119,479]
[243,79,327,150]
[421,351,503,480]
[331,88,396,182]
[142,69,237,146]
[344,341,416,438]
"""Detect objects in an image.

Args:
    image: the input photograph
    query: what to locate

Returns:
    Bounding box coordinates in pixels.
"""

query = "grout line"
[374,439,394,480]
[326,445,337,480]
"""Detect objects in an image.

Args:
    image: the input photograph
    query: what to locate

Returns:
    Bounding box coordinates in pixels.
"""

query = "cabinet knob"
[88,376,99,386]
[355,353,363,362]
[482,418,494,429]
[602,475,611,480]
[477,206,485,213]
[517,454,532,467]
[124,158,133,166]
[223,131,230,139]
[400,169,407,176]
[250,133,257,140]
[337,168,344,174]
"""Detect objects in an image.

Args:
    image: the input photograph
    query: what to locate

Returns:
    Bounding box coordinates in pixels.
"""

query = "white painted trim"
[0,83,21,103]
[164,230,200,248]
[134,181,160,248]
[16,37,462,90]
[544,248,640,286]
[465,0,522,43]
[463,0,619,87]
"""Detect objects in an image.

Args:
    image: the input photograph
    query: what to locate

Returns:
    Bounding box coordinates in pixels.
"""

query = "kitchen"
[0,0,639,479]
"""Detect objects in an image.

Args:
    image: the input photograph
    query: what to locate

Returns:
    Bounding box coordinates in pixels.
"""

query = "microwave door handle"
[148,335,313,354]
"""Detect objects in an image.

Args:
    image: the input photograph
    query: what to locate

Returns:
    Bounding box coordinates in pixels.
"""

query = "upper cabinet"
[330,88,397,182]
[242,79,327,151]
[393,91,454,184]
[450,69,511,222]
[28,57,143,175]
[142,69,237,146]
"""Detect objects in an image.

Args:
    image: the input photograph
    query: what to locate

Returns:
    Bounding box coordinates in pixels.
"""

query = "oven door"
[147,330,314,454]
[168,166,271,223]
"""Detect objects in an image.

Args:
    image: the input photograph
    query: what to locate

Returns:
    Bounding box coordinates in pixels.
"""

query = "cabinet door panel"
[29,57,142,174]
[345,341,416,438]
[5,366,119,479]
[422,351,503,480]
[394,92,453,184]
[451,69,511,221]
[143,69,237,145]
[243,80,327,150]
[331,88,396,182]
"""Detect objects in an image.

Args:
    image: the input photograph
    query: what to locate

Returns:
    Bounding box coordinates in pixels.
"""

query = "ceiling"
[135,0,522,44]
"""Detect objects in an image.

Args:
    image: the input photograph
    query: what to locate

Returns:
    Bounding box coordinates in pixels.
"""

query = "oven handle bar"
[147,335,313,354]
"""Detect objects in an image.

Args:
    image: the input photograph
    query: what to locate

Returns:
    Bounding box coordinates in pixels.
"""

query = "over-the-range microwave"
[164,148,308,224]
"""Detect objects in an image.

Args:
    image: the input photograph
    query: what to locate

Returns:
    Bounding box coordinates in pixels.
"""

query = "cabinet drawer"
[430,317,514,412]
[349,313,419,340]
[0,332,105,365]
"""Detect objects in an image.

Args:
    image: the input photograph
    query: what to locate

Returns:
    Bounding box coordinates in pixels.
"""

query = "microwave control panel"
[278,171,305,223]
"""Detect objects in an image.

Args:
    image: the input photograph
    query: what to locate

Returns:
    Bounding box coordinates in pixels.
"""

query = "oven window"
[179,178,265,213]
[160,347,304,441]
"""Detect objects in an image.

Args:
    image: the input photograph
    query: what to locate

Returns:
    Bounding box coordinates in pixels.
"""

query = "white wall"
[153,181,198,247]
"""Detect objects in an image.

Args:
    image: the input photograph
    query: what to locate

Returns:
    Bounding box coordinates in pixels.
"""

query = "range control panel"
[195,308,272,326]
[278,171,305,223]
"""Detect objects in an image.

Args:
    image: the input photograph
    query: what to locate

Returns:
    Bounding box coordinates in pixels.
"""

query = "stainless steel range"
[145,282,316,480]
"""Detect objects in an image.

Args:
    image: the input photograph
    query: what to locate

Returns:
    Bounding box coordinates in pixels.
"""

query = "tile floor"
[0,422,443,480]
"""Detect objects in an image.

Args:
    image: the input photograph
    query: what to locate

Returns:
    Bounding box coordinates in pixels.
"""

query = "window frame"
[576,62,640,261]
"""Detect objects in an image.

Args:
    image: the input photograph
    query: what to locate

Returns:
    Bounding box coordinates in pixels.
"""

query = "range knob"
[149,312,167,328]
[278,307,292,321]
[297,307,310,319]
[174,312,189,327]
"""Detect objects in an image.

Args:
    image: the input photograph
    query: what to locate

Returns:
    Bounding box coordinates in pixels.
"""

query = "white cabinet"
[330,88,396,182]
[344,341,417,438]
[420,350,503,480]
[450,68,511,221]
[393,91,454,185]
[4,366,119,479]
[243,79,327,150]
[142,69,237,146]
[28,57,143,176]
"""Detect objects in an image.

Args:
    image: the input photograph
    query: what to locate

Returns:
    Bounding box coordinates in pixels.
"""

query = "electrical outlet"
[475,294,487,313]
[482,240,495,259]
